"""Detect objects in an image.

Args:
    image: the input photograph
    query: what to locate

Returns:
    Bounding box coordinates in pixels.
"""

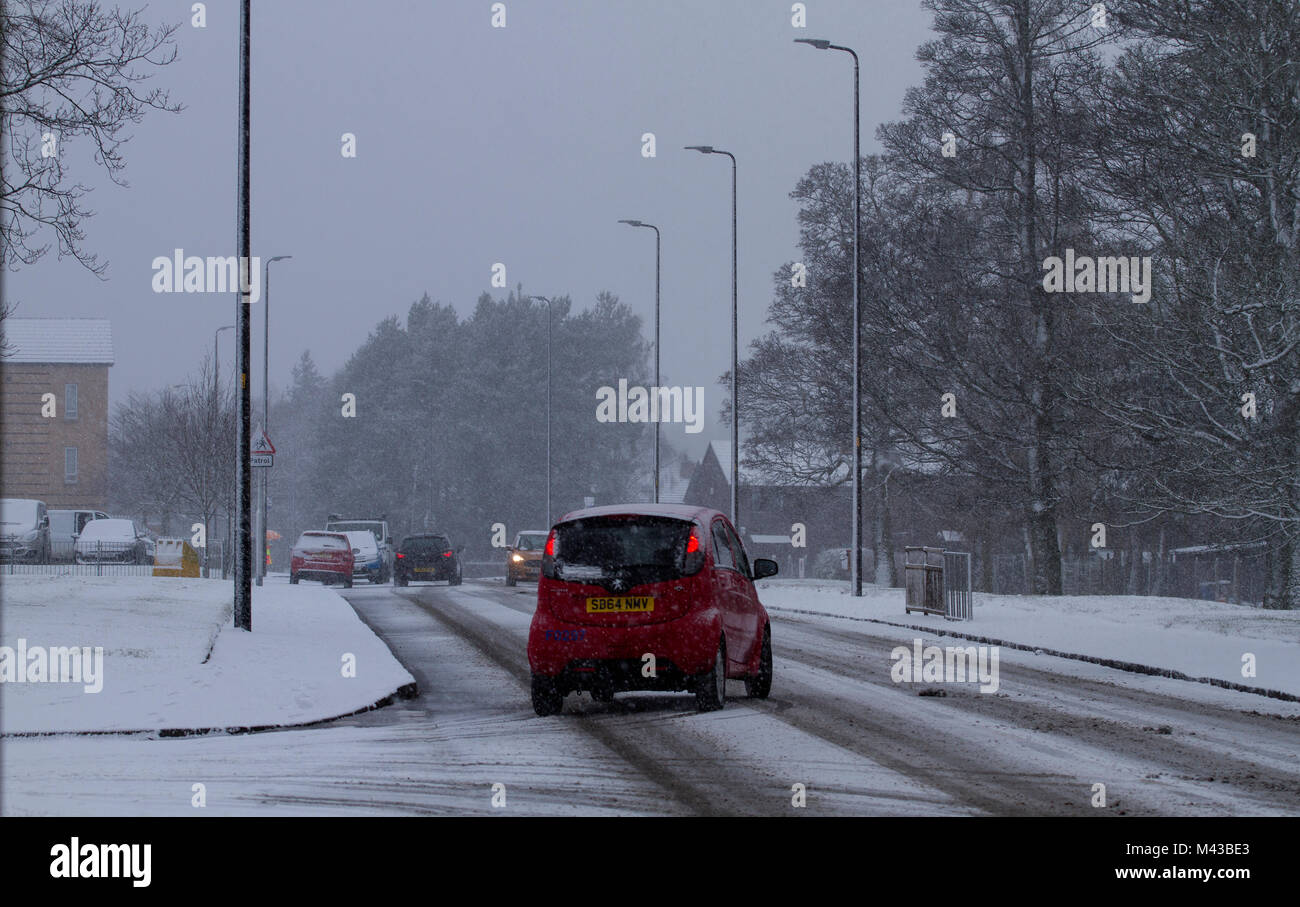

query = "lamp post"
[618,219,661,503]
[796,37,863,596]
[214,324,234,579]
[684,144,739,527]
[258,254,291,586]
[529,295,554,526]
[234,0,252,631]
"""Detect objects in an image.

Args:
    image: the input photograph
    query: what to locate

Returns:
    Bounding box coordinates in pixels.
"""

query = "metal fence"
[990,551,1271,605]
[6,541,158,577]
[944,551,973,620]
[903,547,946,616]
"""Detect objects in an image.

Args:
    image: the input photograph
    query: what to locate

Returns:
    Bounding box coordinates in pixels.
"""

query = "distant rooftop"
[659,465,691,504]
[2,317,114,365]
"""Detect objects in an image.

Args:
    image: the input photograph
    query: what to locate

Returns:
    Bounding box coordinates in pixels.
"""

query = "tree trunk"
[1126,528,1142,596]
[1152,527,1166,597]
[872,453,896,586]
[980,534,994,593]
[1026,505,1062,595]
[1017,6,1062,597]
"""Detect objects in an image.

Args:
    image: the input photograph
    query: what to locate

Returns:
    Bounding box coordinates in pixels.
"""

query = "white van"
[0,498,50,563]
[48,509,109,563]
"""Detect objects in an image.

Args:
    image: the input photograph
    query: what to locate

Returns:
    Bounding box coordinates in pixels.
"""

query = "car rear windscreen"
[552,516,692,585]
[401,536,448,554]
[300,533,347,550]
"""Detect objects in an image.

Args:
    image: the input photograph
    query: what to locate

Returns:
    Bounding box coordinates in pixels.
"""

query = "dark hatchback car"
[393,533,464,586]
[527,503,777,715]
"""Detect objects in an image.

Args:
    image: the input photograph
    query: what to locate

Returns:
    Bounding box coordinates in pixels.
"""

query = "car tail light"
[541,529,557,579]
[682,525,705,575]
[442,550,453,558]
[396,552,404,559]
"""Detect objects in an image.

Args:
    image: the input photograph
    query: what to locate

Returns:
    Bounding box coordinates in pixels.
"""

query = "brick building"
[1,318,114,510]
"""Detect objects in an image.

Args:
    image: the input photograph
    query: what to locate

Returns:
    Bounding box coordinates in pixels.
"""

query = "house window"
[64,447,78,484]
[65,383,78,419]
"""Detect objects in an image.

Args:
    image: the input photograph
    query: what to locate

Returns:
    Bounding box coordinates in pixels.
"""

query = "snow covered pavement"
[0,575,415,734]
[757,579,1300,700]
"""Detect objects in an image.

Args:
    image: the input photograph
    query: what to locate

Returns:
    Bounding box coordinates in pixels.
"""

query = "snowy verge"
[756,578,1300,699]
[0,575,415,734]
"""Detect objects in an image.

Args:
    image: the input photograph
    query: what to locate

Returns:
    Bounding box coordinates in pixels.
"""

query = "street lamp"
[529,295,554,526]
[684,144,739,528]
[258,254,291,585]
[796,37,864,597]
[214,324,234,579]
[618,219,661,503]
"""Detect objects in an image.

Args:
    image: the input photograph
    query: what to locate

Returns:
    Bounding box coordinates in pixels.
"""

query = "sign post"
[252,428,274,586]
[251,427,275,468]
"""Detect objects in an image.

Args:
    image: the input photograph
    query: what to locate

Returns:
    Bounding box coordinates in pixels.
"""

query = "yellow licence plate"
[586,596,654,613]
[415,567,436,572]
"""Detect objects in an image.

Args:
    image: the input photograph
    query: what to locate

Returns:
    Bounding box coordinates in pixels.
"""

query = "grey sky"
[9,0,932,458]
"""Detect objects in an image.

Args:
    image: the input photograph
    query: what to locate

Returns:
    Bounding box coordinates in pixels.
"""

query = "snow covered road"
[4,579,1298,816]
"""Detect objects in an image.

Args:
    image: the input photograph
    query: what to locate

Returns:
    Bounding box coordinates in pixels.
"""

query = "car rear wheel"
[450,565,462,586]
[394,573,408,587]
[290,572,299,585]
[531,675,563,716]
[343,575,353,589]
[745,626,773,699]
[505,572,517,586]
[695,638,727,712]
[591,685,615,703]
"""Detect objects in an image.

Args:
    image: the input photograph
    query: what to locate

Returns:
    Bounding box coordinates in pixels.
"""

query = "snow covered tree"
[1080,0,1300,607]
[876,0,1113,594]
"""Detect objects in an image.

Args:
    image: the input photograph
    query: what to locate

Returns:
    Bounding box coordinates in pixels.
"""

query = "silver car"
[75,518,152,565]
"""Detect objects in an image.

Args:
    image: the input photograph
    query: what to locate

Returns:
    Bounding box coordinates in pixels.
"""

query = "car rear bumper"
[294,568,350,582]
[527,606,720,680]
[399,565,455,581]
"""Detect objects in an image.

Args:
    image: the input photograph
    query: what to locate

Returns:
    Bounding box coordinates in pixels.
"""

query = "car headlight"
[512,554,523,563]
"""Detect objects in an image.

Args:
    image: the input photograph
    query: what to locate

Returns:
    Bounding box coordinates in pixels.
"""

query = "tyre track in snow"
[395,584,784,816]
[451,581,1299,815]
[770,614,1300,814]
[433,582,1085,815]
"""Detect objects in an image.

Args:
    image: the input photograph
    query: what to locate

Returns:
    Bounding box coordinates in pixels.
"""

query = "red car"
[527,504,777,715]
[290,531,355,588]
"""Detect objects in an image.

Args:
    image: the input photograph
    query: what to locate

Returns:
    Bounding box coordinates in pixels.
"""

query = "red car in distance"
[527,504,777,716]
[290,531,355,588]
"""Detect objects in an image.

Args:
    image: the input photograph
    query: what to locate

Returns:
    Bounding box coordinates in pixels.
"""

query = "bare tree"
[0,295,17,356]
[877,0,1113,594]
[109,357,234,561]
[1,0,181,273]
